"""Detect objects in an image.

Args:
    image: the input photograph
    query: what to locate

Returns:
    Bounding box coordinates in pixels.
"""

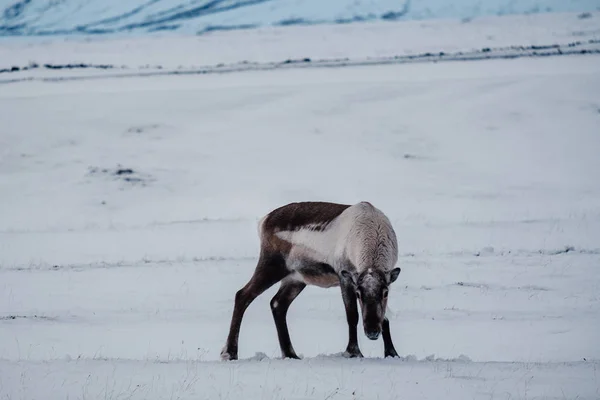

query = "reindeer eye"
[383,289,389,298]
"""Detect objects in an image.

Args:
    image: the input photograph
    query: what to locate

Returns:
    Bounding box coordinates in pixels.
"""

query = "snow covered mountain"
[1,0,599,36]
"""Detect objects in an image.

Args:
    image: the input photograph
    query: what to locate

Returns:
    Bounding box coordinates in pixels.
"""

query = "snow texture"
[1,11,600,400]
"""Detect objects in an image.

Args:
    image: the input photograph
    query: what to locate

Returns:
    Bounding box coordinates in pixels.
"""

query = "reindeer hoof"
[220,352,236,361]
[343,350,364,359]
[282,350,301,360]
[385,351,399,358]
[220,347,237,361]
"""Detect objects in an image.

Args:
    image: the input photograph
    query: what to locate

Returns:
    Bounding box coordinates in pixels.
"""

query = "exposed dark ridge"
[280,57,311,64]
[0,62,117,74]
[381,0,411,21]
[1,3,598,37]
[77,0,163,29]
[198,23,258,34]
[0,314,55,321]
[119,0,272,31]
[335,14,376,24]
[0,22,26,33]
[1,40,598,82]
[43,63,115,70]
[148,24,181,32]
[150,3,187,19]
[0,0,273,35]
[3,0,32,20]
[74,27,115,35]
[276,17,313,27]
[144,0,236,20]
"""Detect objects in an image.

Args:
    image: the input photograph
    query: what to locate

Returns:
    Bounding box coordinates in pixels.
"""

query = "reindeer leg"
[270,279,306,359]
[340,281,363,358]
[221,251,289,361]
[382,317,399,358]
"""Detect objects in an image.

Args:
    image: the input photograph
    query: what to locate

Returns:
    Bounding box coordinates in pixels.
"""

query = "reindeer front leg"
[340,271,363,358]
[382,317,399,358]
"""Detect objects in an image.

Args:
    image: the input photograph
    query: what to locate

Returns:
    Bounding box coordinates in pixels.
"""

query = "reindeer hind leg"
[221,251,289,361]
[270,278,306,359]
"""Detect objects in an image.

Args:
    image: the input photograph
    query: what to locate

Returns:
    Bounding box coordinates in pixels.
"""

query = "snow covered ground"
[1,12,600,400]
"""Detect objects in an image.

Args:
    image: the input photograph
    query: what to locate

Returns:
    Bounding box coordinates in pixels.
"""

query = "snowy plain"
[1,11,600,400]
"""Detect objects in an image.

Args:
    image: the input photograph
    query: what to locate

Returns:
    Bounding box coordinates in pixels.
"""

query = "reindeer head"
[341,267,401,340]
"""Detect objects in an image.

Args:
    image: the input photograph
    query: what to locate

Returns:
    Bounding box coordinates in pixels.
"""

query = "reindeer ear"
[388,267,401,284]
[340,270,357,286]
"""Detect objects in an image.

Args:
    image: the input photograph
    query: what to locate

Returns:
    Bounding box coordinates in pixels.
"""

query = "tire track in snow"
[1,248,598,271]
[0,255,258,271]
[435,282,551,292]
[0,216,252,235]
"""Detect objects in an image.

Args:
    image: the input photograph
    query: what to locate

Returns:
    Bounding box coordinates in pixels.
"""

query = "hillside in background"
[1,0,599,36]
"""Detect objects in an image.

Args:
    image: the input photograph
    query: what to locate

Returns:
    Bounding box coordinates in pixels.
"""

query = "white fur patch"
[276,227,340,267]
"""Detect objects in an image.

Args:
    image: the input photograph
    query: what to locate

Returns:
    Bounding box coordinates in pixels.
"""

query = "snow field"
[1,20,600,399]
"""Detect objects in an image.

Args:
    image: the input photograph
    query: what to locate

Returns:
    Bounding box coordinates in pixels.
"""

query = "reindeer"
[220,201,402,361]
